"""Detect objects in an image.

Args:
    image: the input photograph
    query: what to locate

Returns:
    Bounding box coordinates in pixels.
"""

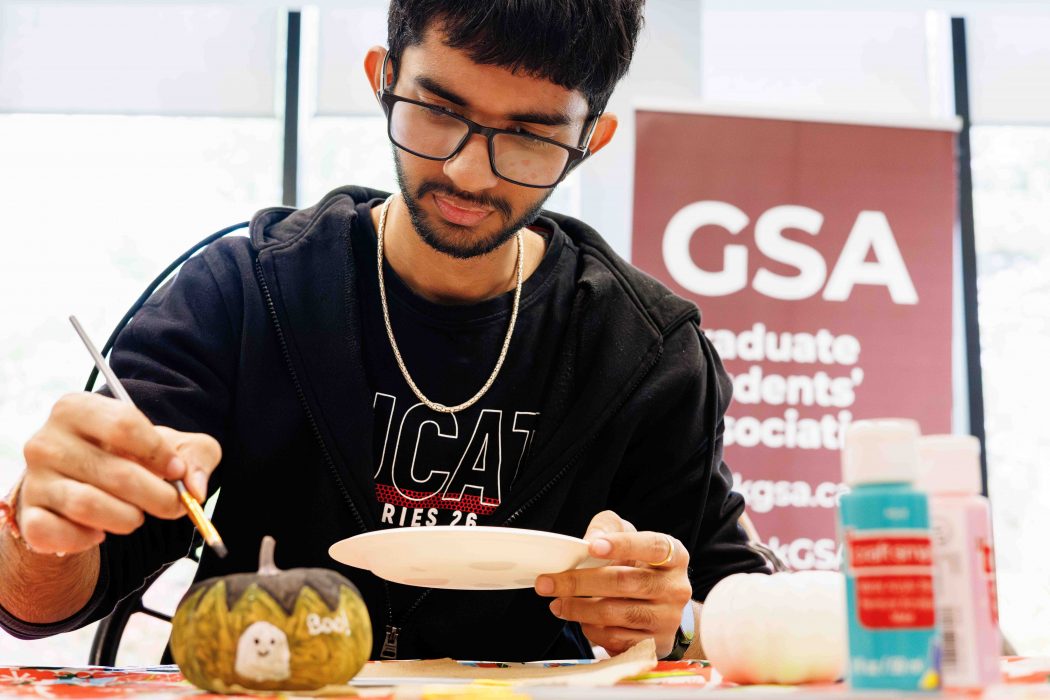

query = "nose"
[443,134,499,193]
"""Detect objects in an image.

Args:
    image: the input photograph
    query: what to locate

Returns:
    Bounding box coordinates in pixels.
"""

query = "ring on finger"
[646,533,675,568]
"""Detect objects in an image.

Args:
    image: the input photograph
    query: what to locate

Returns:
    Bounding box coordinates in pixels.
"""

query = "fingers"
[18,505,104,555]
[25,476,146,535]
[540,523,693,660]
[537,564,691,601]
[550,596,680,633]
[48,393,183,479]
[542,564,691,660]
[589,531,689,569]
[582,510,636,542]
[156,427,222,503]
[24,430,185,520]
[19,392,225,557]
[579,625,656,657]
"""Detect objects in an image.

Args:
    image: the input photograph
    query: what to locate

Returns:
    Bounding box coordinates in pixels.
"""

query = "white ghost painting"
[234,620,292,682]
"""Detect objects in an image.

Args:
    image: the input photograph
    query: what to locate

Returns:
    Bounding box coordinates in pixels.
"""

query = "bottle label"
[846,529,935,629]
[979,535,1000,625]
[930,504,1002,687]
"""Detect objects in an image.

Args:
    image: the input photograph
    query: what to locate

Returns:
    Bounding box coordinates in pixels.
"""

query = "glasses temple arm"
[377,52,398,100]
[577,111,604,151]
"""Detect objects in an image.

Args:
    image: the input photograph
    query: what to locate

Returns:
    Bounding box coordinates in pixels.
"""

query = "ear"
[364,46,389,98]
[585,113,618,156]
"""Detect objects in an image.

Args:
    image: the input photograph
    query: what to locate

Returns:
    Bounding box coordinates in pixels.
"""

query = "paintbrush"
[69,315,228,558]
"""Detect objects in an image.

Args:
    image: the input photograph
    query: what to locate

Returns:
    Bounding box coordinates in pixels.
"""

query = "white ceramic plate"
[329,526,607,590]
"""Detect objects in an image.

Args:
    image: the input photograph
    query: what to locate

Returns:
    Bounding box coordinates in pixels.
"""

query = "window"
[0,112,281,665]
[972,126,1050,655]
[0,1,284,663]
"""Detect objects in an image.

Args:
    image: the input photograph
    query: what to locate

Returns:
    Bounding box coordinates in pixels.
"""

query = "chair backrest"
[83,222,247,394]
[88,547,200,666]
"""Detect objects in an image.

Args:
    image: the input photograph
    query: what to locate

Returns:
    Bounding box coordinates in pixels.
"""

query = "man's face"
[382,28,594,259]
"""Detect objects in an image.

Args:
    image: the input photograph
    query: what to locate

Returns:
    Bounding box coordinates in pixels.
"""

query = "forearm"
[0,535,99,624]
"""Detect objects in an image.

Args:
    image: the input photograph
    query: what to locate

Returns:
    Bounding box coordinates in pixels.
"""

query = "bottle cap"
[917,434,982,494]
[842,419,921,486]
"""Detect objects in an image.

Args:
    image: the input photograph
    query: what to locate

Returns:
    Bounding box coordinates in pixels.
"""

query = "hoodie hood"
[250,185,701,334]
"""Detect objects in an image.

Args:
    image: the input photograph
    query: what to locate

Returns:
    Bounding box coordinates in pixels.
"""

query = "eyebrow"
[414,74,574,127]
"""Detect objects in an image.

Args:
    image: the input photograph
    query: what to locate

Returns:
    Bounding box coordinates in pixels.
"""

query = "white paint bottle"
[918,435,1001,689]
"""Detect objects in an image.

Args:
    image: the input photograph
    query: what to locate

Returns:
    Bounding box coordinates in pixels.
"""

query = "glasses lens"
[389,101,468,159]
[492,133,570,187]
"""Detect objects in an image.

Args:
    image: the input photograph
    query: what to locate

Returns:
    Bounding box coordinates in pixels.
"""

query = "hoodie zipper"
[256,254,420,657]
[501,450,584,527]
[380,582,431,659]
[253,258,367,535]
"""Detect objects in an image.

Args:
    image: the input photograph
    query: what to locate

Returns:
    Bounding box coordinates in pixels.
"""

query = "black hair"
[387,0,646,116]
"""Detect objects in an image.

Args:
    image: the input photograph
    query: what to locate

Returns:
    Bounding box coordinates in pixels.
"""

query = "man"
[0,0,767,661]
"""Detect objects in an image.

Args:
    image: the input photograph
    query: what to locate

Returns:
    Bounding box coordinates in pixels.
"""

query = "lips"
[432,193,492,227]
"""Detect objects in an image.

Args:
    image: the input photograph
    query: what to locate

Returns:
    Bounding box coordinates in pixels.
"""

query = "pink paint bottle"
[918,435,1001,689]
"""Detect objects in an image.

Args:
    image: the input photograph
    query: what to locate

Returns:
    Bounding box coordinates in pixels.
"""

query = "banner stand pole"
[951,16,989,496]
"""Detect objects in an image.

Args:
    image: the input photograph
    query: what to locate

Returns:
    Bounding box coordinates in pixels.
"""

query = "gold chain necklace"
[376,195,524,414]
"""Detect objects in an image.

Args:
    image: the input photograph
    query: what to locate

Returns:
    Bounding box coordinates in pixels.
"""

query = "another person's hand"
[17,392,221,555]
[535,510,692,658]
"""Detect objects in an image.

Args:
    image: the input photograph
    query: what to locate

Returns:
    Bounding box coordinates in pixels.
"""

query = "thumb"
[156,427,222,503]
[583,510,634,541]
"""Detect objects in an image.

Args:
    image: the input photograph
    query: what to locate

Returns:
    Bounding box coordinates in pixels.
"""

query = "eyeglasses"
[376,56,597,188]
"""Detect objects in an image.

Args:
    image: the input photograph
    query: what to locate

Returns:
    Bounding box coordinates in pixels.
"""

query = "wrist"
[1,474,69,559]
[682,601,705,660]
[0,474,28,548]
[661,600,703,661]
[0,527,100,624]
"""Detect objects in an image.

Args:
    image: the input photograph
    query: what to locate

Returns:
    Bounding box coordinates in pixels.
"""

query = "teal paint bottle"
[839,419,941,691]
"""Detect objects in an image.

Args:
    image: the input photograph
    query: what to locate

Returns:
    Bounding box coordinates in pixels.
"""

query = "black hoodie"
[0,186,767,660]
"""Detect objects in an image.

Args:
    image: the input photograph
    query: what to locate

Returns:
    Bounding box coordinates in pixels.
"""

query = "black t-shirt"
[352,200,577,528]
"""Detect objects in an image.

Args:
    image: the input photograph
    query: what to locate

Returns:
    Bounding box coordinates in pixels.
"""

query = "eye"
[254,638,260,645]
[419,98,459,117]
[510,126,542,138]
[421,106,452,123]
[270,638,276,645]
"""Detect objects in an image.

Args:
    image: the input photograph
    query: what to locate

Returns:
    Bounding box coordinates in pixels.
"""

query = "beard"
[393,150,554,260]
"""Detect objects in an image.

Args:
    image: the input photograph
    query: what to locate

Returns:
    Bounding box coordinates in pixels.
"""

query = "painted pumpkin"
[171,536,372,693]
[700,571,847,685]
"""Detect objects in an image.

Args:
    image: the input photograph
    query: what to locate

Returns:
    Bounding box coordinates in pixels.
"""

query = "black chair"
[88,546,200,666]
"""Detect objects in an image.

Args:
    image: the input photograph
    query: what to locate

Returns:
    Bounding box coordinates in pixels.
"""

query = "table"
[0,659,1047,700]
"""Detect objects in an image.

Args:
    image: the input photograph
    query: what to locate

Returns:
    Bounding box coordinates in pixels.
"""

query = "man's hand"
[17,392,221,555]
[534,510,692,658]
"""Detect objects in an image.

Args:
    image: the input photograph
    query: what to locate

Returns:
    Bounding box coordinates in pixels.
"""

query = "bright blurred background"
[0,0,1047,665]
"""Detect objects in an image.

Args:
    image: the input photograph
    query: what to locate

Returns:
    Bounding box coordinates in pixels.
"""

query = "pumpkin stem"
[258,535,281,576]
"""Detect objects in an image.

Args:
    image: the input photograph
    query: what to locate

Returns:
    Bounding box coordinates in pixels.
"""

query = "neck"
[374,197,544,304]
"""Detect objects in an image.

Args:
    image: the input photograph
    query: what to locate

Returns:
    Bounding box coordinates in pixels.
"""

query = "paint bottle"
[839,419,940,691]
[918,435,1001,688]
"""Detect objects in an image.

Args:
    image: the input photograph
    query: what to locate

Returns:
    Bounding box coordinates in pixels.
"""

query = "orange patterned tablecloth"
[0,666,210,699]
[0,658,1046,699]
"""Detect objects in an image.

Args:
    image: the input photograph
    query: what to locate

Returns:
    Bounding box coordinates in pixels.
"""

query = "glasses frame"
[375,54,600,189]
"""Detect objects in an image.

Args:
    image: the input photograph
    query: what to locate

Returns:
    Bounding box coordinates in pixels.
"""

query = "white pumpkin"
[700,571,847,685]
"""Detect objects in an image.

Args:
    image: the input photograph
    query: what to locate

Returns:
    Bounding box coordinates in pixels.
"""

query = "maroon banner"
[631,109,956,570]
